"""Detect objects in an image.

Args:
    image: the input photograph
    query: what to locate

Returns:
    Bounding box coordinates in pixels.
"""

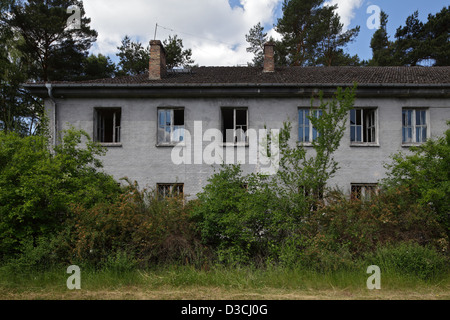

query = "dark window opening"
[222,108,248,143]
[157,183,184,199]
[174,109,184,126]
[95,108,121,143]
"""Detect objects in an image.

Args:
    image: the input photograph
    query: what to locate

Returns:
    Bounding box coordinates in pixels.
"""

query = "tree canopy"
[369,6,450,66]
[246,0,360,67]
[116,34,194,76]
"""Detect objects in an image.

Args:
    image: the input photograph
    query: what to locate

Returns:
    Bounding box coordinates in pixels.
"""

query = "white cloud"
[324,0,363,30]
[83,0,282,66]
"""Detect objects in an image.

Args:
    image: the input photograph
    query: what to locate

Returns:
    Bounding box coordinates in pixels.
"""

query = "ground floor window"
[351,183,378,200]
[157,183,184,198]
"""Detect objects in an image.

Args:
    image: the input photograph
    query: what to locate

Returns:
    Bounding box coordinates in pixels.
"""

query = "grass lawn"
[0,266,449,300]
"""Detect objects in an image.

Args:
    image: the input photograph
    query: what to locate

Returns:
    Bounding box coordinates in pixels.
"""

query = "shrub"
[365,242,449,280]
[311,186,448,257]
[1,237,60,273]
[0,129,121,258]
[383,123,450,237]
[64,181,208,268]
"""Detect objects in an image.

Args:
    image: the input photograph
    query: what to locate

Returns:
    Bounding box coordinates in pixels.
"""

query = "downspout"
[45,83,57,147]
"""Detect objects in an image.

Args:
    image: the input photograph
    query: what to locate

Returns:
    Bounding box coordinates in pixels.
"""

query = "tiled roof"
[43,66,450,86]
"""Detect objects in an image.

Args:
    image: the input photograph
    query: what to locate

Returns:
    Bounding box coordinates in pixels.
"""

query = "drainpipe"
[45,83,57,147]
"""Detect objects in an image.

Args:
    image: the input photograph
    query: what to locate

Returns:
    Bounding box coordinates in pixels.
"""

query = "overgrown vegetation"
[0,93,448,284]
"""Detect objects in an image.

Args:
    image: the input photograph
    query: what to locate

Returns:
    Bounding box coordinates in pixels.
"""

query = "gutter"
[45,83,57,146]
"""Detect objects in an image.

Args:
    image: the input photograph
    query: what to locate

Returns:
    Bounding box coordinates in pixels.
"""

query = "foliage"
[0,4,43,135]
[369,6,450,66]
[65,181,207,268]
[274,0,360,66]
[192,86,356,266]
[163,35,194,69]
[273,85,356,216]
[311,186,448,256]
[0,128,121,258]
[245,22,267,67]
[115,35,150,76]
[116,34,194,76]
[79,53,117,81]
[4,0,98,82]
[365,242,449,280]
[383,123,450,237]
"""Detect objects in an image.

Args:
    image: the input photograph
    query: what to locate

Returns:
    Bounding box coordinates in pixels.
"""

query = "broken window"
[350,109,376,144]
[157,183,184,198]
[158,108,185,144]
[222,108,248,143]
[95,108,121,143]
[351,184,378,201]
[402,109,427,143]
[298,109,322,143]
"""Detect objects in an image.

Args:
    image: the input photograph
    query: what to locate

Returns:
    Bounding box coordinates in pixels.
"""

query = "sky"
[83,0,449,67]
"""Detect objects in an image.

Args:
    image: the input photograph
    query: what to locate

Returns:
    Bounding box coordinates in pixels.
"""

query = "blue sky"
[84,0,448,66]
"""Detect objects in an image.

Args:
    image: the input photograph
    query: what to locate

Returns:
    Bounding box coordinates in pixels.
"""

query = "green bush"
[365,242,449,280]
[102,250,138,273]
[64,181,208,268]
[0,128,121,258]
[311,186,448,256]
[383,123,450,237]
[1,237,60,273]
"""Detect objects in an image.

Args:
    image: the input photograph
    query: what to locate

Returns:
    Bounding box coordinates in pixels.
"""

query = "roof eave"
[22,82,450,99]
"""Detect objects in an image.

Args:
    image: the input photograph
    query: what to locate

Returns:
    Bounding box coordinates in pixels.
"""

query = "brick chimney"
[149,40,166,80]
[263,42,275,73]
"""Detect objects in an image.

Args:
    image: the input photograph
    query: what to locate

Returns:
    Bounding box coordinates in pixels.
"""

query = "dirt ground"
[1,285,449,300]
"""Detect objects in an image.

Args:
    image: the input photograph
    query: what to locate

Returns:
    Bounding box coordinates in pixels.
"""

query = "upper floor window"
[402,109,427,144]
[350,108,377,144]
[298,108,322,143]
[158,108,184,145]
[222,107,248,144]
[95,107,121,143]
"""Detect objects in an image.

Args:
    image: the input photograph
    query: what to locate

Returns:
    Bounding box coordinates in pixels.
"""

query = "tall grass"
[1,262,448,296]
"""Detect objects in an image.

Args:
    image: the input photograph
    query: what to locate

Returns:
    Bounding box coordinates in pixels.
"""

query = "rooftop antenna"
[154,23,158,40]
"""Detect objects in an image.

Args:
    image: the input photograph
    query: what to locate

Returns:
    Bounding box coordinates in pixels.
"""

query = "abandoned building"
[24,41,450,199]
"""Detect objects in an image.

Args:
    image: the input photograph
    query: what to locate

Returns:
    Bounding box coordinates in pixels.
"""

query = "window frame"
[298,108,322,144]
[350,108,378,146]
[93,107,122,146]
[221,107,249,146]
[157,107,185,146]
[351,183,378,201]
[402,108,429,145]
[157,183,184,199]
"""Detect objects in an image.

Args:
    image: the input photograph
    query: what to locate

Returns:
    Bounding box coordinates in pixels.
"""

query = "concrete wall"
[46,95,450,198]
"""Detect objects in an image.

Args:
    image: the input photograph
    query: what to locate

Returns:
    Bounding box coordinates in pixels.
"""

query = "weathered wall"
[45,95,450,198]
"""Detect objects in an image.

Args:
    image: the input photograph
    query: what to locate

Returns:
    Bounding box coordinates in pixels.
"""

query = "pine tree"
[245,22,267,67]
[275,0,360,66]
[163,35,194,70]
[394,11,425,66]
[369,11,396,66]
[311,7,360,66]
[5,0,97,81]
[116,36,149,76]
[422,6,450,66]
